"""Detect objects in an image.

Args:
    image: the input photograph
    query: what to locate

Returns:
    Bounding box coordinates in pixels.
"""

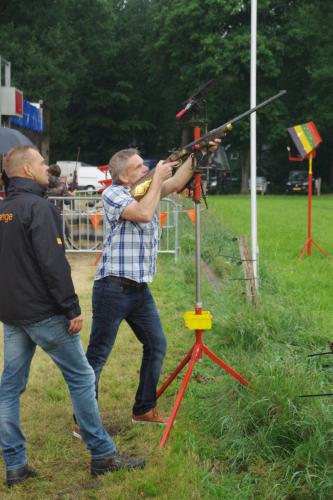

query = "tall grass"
[177,194,333,499]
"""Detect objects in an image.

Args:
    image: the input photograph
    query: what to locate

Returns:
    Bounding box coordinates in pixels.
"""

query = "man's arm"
[122,161,176,223]
[160,155,193,198]
[30,200,82,333]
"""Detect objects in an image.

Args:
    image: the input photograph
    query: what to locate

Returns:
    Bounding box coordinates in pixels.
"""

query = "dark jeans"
[86,278,167,415]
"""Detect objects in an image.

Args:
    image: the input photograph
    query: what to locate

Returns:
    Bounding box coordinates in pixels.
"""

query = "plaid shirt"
[95,183,159,283]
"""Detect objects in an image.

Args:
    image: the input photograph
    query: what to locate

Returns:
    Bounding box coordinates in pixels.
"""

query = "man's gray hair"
[109,148,139,182]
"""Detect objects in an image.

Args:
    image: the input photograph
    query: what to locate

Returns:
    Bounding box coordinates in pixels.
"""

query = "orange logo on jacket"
[0,213,13,223]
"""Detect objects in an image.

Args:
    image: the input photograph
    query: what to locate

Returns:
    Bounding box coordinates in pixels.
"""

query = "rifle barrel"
[181,90,287,152]
[131,90,287,198]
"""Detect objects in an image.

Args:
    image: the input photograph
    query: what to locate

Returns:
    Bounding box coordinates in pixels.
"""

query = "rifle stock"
[131,90,286,200]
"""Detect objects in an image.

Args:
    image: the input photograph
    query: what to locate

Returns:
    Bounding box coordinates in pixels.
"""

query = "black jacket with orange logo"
[0,177,81,325]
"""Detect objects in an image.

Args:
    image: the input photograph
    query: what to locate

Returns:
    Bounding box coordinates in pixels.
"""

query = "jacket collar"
[7,177,47,198]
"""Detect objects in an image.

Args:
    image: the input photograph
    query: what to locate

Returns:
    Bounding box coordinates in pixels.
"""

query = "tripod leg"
[202,344,249,386]
[311,239,330,258]
[156,347,193,398]
[160,344,200,448]
[300,239,310,259]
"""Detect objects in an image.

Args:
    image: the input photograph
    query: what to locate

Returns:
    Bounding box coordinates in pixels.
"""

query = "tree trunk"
[240,147,250,194]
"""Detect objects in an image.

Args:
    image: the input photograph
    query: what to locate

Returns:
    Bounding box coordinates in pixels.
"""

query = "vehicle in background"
[97,165,112,192]
[75,166,107,191]
[286,170,315,194]
[249,176,269,195]
[207,169,232,194]
[56,161,106,190]
[144,159,158,170]
[56,161,93,178]
[206,146,232,194]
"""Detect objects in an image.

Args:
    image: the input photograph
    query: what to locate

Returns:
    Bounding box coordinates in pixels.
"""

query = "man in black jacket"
[0,146,144,487]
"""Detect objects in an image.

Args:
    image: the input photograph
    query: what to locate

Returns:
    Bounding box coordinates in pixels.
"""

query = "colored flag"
[287,121,322,159]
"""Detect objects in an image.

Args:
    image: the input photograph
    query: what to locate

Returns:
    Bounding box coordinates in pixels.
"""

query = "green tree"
[0,0,86,151]
[0,0,331,185]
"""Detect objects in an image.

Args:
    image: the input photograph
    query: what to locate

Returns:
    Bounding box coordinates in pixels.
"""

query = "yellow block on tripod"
[183,310,212,330]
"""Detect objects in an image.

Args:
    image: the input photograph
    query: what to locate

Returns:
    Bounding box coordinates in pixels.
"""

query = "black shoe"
[6,464,36,487]
[91,452,145,476]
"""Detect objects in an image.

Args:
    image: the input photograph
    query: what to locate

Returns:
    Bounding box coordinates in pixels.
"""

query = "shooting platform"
[157,307,249,447]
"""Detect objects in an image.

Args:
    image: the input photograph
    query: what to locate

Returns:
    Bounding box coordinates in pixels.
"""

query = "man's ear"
[23,163,34,178]
[118,173,128,185]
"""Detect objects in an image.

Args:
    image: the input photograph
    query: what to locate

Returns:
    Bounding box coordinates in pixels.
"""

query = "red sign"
[15,90,23,117]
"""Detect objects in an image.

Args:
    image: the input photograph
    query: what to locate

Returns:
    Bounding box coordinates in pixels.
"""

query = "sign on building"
[0,87,24,118]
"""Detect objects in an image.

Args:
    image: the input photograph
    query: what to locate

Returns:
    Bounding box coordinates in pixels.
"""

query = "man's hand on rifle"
[155,160,177,183]
[161,138,220,197]
[208,138,221,151]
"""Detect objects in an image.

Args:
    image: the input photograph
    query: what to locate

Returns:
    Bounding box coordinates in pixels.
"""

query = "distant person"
[47,163,71,197]
[315,176,322,196]
[47,163,75,213]
[0,146,144,487]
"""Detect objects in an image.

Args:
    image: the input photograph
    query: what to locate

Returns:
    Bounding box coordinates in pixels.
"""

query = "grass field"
[1,194,333,499]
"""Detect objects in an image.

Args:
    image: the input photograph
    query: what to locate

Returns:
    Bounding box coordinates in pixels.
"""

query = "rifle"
[131,90,286,200]
[70,146,80,191]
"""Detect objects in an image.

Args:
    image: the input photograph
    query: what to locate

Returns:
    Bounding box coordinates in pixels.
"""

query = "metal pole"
[250,0,259,290]
[195,198,201,308]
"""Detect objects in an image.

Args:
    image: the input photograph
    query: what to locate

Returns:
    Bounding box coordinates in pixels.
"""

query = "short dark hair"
[48,164,61,177]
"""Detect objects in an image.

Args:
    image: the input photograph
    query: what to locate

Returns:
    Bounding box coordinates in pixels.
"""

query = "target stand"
[156,307,249,448]
[287,121,329,259]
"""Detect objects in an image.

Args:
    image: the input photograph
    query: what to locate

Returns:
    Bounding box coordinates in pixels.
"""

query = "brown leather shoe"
[132,408,169,425]
[72,424,82,440]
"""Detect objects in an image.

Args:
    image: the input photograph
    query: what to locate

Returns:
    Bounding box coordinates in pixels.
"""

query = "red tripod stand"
[299,153,329,259]
[157,125,249,447]
[287,121,329,259]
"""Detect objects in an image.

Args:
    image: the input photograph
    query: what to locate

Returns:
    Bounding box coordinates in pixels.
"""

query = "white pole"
[250,0,258,289]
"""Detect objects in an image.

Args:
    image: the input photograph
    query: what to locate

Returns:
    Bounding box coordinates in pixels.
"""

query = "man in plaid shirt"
[78,144,218,428]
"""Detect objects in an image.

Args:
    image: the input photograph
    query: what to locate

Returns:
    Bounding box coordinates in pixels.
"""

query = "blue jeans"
[0,315,116,470]
[86,279,167,415]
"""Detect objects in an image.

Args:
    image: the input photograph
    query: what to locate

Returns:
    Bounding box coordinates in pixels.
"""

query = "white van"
[76,166,106,190]
[56,161,88,178]
[56,161,107,190]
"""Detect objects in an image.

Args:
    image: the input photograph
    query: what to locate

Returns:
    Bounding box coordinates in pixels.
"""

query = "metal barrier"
[157,196,180,261]
[49,194,180,260]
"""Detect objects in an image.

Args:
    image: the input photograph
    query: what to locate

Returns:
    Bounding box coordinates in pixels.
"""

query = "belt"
[102,275,146,288]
